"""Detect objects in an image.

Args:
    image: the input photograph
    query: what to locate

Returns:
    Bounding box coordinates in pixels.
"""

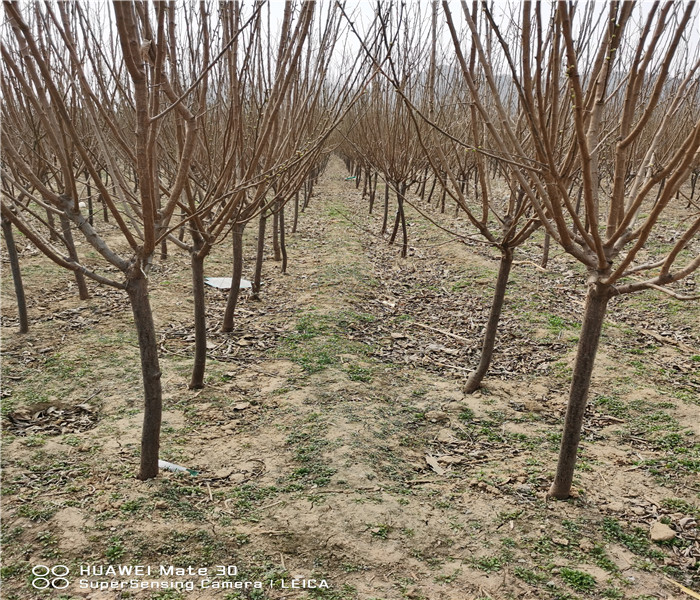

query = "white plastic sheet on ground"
[204,277,252,290]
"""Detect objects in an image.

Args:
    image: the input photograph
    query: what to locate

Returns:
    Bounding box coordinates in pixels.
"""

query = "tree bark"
[279,201,287,273]
[464,246,514,393]
[426,176,437,204]
[1,215,29,333]
[127,274,162,480]
[389,182,408,257]
[189,248,207,389]
[101,171,109,223]
[399,182,408,258]
[368,172,377,214]
[549,281,611,499]
[252,209,267,299]
[59,213,90,300]
[272,199,281,261]
[381,182,389,235]
[292,191,299,233]
[222,222,245,332]
[46,208,59,241]
[85,169,93,226]
[541,231,551,268]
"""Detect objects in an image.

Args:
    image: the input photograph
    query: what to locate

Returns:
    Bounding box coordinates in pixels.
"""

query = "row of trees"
[2,1,698,499]
[338,1,700,498]
[1,1,378,479]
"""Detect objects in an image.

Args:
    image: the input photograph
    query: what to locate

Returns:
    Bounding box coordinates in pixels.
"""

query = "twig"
[664,576,700,600]
[412,322,469,342]
[259,499,285,510]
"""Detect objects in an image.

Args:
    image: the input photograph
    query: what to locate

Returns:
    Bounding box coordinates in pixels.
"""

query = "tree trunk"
[252,209,267,299]
[549,282,611,499]
[189,248,207,390]
[369,172,377,214]
[279,201,288,273]
[389,182,408,257]
[426,176,437,204]
[1,216,29,333]
[222,222,246,332]
[541,231,551,269]
[127,274,162,480]
[47,209,59,241]
[464,247,514,393]
[272,199,281,261]
[419,168,428,199]
[85,170,94,226]
[292,191,299,233]
[59,213,90,300]
[101,170,109,223]
[381,182,389,235]
[302,180,311,211]
[399,182,408,258]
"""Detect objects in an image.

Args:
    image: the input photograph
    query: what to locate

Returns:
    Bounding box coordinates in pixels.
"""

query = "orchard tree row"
[2,1,699,501]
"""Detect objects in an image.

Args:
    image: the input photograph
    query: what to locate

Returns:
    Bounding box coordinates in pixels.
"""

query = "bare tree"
[438,1,700,498]
[1,1,207,479]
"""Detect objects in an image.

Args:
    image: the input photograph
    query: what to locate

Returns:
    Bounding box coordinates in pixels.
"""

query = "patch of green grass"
[105,536,126,561]
[589,545,618,572]
[458,408,475,422]
[560,568,596,592]
[285,427,336,487]
[278,311,376,375]
[17,503,57,522]
[434,569,461,584]
[592,395,628,418]
[153,479,206,521]
[601,518,663,560]
[21,435,46,448]
[472,554,504,573]
[661,498,700,518]
[514,566,547,585]
[346,364,372,382]
[368,523,392,539]
[547,315,580,335]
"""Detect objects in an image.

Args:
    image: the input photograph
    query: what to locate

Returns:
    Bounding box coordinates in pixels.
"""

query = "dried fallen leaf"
[425,454,445,475]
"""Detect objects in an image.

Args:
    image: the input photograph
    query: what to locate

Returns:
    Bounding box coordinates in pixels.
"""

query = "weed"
[472,555,503,573]
[369,523,392,539]
[593,395,628,418]
[17,503,56,522]
[601,518,663,559]
[560,568,596,592]
[589,545,618,572]
[514,566,547,584]
[346,364,372,382]
[661,498,700,518]
[105,536,126,561]
[434,569,461,584]
[22,435,46,448]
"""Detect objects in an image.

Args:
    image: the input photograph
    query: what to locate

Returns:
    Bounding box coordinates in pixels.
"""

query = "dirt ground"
[2,158,699,600]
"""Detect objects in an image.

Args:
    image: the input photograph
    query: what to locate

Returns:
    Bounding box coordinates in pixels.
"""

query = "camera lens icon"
[32,565,70,589]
